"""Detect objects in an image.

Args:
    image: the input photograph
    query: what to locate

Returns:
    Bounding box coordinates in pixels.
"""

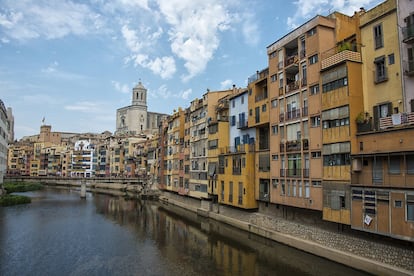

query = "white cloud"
[149,84,192,100]
[220,79,233,90]
[41,61,59,73]
[241,12,259,47]
[0,0,104,41]
[180,88,192,100]
[65,101,106,113]
[111,81,130,94]
[157,0,231,81]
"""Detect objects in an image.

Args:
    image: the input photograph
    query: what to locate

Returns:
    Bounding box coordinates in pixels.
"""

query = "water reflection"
[93,194,370,276]
[0,189,370,276]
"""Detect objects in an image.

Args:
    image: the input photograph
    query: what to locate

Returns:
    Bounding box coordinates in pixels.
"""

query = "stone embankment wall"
[161,192,414,276]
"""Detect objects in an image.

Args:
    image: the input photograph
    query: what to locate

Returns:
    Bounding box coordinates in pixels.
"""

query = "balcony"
[286,140,301,152]
[286,81,299,93]
[404,60,414,76]
[402,24,414,43]
[279,113,285,123]
[374,68,388,84]
[286,109,301,121]
[321,48,361,71]
[237,120,248,129]
[285,54,299,67]
[280,143,285,152]
[287,169,302,177]
[379,113,414,130]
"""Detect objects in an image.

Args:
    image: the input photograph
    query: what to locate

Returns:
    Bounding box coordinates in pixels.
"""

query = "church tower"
[132,81,147,107]
[116,81,148,135]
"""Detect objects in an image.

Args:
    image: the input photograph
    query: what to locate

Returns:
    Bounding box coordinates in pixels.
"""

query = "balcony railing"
[404,60,414,76]
[302,106,308,116]
[237,120,248,129]
[321,46,361,70]
[286,109,301,120]
[379,112,414,130]
[286,140,301,152]
[402,24,414,43]
[286,81,299,93]
[285,54,299,67]
[287,169,302,177]
[374,68,388,84]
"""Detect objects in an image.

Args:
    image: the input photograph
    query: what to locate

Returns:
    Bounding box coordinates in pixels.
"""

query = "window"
[322,77,348,93]
[395,200,402,208]
[311,116,320,127]
[305,181,310,198]
[323,153,350,166]
[232,100,235,108]
[281,180,285,195]
[272,178,278,187]
[269,51,277,59]
[262,104,267,112]
[271,74,277,82]
[230,115,236,126]
[307,27,317,36]
[310,84,319,95]
[388,53,395,65]
[374,56,387,83]
[407,155,414,174]
[389,156,400,174]
[229,181,233,202]
[407,194,414,221]
[272,154,278,161]
[312,180,321,187]
[373,24,383,49]
[271,125,278,135]
[311,151,321,158]
[208,139,218,149]
[309,54,318,64]
[271,99,278,108]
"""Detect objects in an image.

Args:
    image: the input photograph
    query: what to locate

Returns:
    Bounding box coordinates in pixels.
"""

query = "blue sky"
[0,0,384,140]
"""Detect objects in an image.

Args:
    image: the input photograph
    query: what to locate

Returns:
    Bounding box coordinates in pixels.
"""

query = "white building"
[71,140,95,177]
[0,100,9,194]
[228,89,256,150]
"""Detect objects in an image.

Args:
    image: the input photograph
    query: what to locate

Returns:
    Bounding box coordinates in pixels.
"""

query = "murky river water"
[0,188,370,275]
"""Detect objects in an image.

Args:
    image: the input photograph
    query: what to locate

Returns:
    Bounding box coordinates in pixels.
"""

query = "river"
[0,188,371,276]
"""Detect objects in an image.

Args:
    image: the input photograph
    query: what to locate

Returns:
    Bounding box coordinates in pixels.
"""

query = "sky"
[0,0,384,140]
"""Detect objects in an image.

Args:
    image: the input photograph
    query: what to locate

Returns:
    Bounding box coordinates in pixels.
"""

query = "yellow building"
[247,68,270,207]
[188,90,232,199]
[216,89,258,209]
[207,94,229,200]
[165,108,185,193]
[350,0,414,241]
[320,12,364,225]
[266,15,338,214]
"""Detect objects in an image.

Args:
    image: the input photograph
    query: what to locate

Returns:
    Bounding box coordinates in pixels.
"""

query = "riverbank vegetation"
[0,194,31,206]
[0,182,43,206]
[3,182,44,193]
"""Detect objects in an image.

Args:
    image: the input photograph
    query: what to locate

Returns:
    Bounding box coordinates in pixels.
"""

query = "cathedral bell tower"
[132,81,147,107]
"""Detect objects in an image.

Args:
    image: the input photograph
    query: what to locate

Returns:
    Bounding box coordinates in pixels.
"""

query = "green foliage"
[355,112,366,124]
[338,42,351,52]
[4,182,44,193]
[0,194,31,206]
